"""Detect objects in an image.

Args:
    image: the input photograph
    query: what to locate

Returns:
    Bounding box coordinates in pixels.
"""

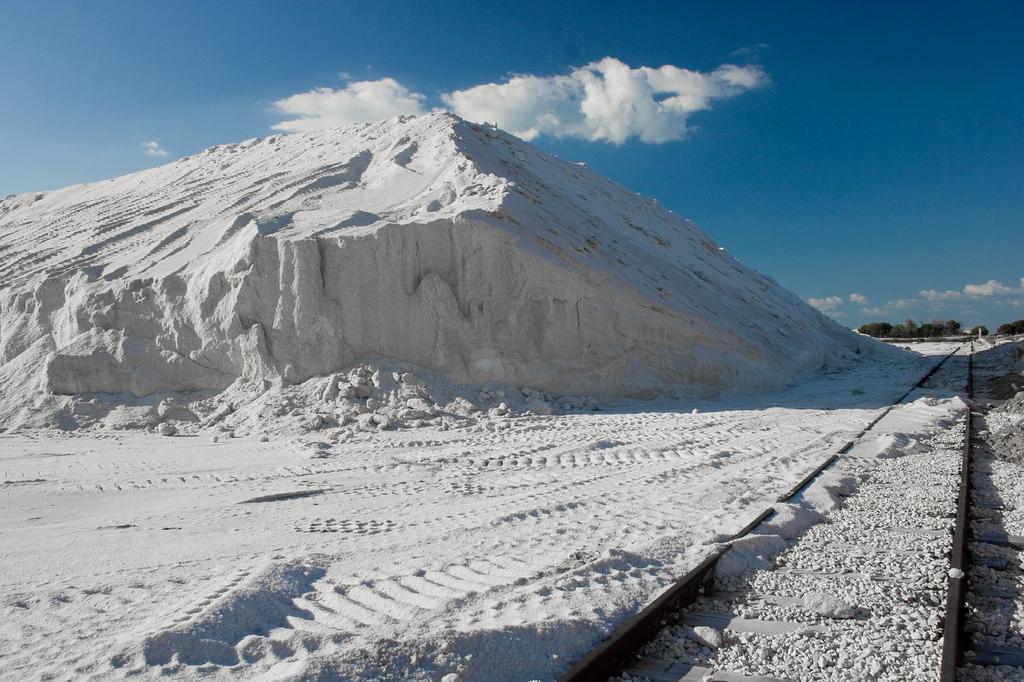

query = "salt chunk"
[692,625,722,648]
[803,592,856,619]
[525,398,553,415]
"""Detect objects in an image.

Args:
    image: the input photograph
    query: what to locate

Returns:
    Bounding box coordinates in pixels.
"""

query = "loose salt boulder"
[524,398,553,415]
[400,407,423,421]
[158,422,177,436]
[715,534,787,581]
[754,503,822,540]
[448,397,479,415]
[157,399,197,423]
[356,413,377,431]
[802,592,857,619]
[692,625,722,649]
[802,472,858,513]
[321,374,341,402]
[401,372,418,385]
[156,399,176,419]
[406,398,436,417]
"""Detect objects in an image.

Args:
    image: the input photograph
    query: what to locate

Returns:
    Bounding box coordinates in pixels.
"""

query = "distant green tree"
[889,319,918,338]
[858,322,893,337]
[968,325,989,336]
[997,320,1024,335]
[860,319,964,338]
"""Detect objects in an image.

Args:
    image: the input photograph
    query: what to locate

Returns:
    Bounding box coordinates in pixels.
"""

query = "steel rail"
[939,347,973,680]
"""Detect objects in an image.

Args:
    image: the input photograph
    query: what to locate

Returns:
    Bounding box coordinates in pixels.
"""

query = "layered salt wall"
[0,113,885,427]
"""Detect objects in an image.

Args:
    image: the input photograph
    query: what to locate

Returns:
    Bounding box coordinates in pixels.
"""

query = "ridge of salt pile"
[0,113,892,431]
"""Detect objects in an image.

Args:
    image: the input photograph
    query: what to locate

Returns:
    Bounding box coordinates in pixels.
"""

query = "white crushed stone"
[629,416,964,681]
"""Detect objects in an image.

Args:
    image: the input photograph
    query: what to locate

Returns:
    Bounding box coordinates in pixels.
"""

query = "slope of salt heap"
[0,112,895,429]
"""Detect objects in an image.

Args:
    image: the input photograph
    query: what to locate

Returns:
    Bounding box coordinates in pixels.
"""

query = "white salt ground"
[0,343,968,680]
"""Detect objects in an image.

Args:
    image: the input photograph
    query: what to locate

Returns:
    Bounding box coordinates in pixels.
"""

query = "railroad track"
[944,345,1024,678]
[939,348,973,679]
[560,347,968,681]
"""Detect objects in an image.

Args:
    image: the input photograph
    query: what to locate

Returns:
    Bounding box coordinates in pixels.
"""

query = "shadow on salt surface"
[123,545,659,679]
[967,434,1024,652]
[129,559,330,668]
[290,553,659,681]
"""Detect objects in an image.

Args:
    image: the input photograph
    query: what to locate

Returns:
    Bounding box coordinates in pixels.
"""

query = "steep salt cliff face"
[0,113,884,428]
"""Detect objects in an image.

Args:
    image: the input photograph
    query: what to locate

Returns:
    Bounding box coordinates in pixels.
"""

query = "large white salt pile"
[0,113,886,429]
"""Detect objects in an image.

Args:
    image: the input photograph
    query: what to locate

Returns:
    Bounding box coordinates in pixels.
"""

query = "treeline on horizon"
[857,318,1024,338]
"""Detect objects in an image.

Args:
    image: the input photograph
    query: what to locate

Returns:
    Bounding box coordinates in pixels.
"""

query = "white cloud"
[730,43,771,59]
[963,279,1015,297]
[808,296,843,312]
[919,288,962,302]
[272,78,427,132]
[857,277,1024,320]
[141,140,168,157]
[916,278,1024,305]
[848,293,868,304]
[270,58,769,143]
[442,57,769,144]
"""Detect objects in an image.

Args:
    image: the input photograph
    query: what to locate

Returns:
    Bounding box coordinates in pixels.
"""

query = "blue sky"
[2,1,1022,329]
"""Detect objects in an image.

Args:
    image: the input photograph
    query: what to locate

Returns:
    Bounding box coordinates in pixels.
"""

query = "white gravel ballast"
[618,421,966,681]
